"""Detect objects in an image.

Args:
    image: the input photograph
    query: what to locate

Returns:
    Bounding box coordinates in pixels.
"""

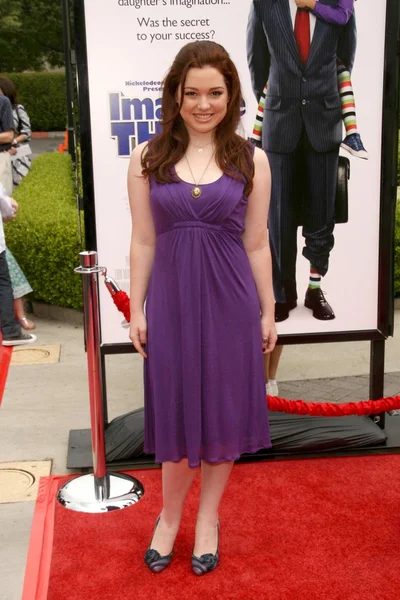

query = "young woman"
[128,41,277,575]
[252,0,368,160]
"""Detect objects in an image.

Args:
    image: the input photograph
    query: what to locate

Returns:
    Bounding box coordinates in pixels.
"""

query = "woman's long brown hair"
[142,41,255,196]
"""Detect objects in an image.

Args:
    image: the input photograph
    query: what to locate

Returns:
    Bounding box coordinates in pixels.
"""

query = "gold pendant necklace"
[184,152,215,199]
[190,141,212,154]
[192,186,202,199]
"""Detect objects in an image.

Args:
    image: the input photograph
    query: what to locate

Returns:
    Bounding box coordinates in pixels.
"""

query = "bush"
[398,134,400,186]
[395,199,400,296]
[6,153,83,309]
[396,132,399,295]
[0,72,66,131]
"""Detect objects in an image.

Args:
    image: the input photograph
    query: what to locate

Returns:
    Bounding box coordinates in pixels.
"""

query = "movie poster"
[81,0,387,345]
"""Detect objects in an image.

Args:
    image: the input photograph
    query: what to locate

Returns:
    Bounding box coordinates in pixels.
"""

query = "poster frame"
[73,0,399,351]
[71,0,400,448]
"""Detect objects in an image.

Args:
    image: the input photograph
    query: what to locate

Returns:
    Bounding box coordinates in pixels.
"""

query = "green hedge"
[398,135,400,186]
[0,72,66,131]
[395,199,400,296]
[6,153,83,309]
[396,133,400,295]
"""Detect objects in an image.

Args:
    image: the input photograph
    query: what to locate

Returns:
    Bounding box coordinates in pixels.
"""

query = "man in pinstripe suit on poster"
[247,0,357,321]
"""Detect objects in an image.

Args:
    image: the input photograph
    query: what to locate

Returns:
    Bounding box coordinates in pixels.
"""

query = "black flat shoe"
[304,288,335,320]
[275,300,297,322]
[144,516,173,573]
[191,520,220,576]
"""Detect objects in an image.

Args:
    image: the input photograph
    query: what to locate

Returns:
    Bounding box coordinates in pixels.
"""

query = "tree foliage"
[0,0,64,72]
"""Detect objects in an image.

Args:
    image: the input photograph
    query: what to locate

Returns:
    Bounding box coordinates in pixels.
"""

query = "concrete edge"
[395,298,400,311]
[31,131,65,139]
[31,301,83,327]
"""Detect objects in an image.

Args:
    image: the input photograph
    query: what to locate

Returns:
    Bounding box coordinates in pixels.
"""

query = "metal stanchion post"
[57,251,144,512]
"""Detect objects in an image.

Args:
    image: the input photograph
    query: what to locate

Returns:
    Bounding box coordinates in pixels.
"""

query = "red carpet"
[23,457,400,600]
[0,335,13,407]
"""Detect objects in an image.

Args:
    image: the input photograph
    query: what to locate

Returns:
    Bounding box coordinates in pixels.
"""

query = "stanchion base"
[57,472,144,513]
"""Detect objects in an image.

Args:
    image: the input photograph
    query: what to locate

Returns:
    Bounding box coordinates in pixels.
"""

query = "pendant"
[191,186,202,199]
[198,148,203,153]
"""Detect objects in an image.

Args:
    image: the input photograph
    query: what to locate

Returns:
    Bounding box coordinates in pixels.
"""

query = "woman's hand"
[261,314,277,354]
[129,311,148,358]
[295,0,316,9]
[8,146,17,156]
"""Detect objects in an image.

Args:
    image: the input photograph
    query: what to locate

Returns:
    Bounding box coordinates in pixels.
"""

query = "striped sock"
[309,266,321,290]
[337,61,358,135]
[252,83,268,142]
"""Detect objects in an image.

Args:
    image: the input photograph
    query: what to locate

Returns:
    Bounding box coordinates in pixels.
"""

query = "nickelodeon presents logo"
[110,92,162,157]
[109,91,247,158]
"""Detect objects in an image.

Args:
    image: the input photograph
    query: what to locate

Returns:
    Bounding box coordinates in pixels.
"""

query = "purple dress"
[143,169,271,468]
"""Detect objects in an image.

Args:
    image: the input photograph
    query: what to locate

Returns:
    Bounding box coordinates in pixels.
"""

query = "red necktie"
[294,8,310,64]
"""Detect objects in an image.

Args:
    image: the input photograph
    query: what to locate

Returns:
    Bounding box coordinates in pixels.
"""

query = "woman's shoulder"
[253,146,269,167]
[252,146,271,184]
[132,141,148,155]
[129,141,151,178]
[234,138,265,168]
[130,141,149,165]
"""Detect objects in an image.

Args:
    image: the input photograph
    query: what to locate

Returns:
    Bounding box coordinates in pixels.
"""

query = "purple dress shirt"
[313,0,354,26]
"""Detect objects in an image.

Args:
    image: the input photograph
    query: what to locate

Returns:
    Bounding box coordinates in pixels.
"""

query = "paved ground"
[280,372,400,403]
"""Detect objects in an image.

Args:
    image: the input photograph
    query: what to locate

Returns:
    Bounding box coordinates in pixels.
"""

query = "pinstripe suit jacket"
[247,0,357,153]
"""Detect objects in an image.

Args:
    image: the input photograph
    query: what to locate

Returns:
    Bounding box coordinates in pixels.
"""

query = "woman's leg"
[263,352,270,383]
[150,459,198,555]
[265,345,283,396]
[193,461,234,556]
[14,296,25,319]
[268,344,283,381]
[14,297,36,329]
[5,248,36,329]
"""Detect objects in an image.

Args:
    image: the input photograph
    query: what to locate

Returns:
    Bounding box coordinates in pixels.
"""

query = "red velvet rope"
[112,291,131,323]
[267,395,400,416]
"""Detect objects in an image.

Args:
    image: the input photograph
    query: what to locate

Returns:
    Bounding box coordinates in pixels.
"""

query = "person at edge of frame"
[0,76,36,332]
[0,182,36,347]
[0,93,36,346]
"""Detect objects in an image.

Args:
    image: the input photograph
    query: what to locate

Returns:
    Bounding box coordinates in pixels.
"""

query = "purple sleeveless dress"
[144,168,271,467]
